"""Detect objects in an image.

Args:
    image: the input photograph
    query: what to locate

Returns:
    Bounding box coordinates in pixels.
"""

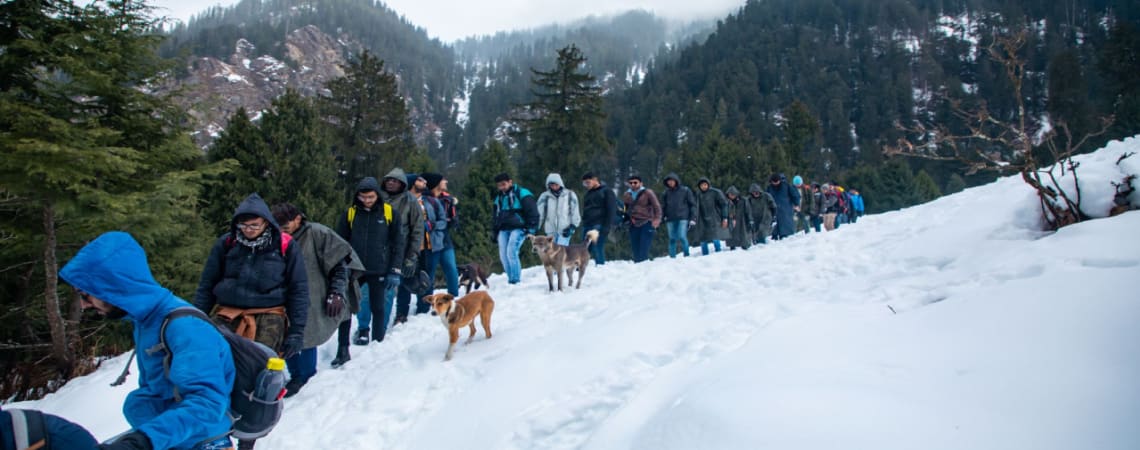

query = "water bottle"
[254,357,287,403]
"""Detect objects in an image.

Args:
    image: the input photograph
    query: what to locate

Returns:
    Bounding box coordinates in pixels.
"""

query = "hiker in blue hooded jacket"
[61,232,235,450]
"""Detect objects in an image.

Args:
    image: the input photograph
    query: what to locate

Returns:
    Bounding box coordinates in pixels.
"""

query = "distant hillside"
[160,0,458,149]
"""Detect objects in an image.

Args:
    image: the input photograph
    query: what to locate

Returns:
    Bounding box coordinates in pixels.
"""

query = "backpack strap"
[347,205,393,228]
[149,307,213,403]
[9,409,48,450]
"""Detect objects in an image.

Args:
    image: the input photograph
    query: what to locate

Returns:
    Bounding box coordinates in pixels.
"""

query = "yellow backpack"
[347,203,393,229]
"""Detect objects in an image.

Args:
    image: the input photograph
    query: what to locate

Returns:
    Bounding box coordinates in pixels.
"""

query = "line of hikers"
[490,171,868,273]
[3,167,864,450]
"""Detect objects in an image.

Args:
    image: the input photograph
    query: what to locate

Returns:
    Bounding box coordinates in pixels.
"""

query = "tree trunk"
[42,200,72,375]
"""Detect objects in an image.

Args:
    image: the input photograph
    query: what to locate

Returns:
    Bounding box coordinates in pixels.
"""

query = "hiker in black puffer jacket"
[194,193,309,358]
[334,177,407,355]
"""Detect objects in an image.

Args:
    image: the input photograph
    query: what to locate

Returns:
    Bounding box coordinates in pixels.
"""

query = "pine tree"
[454,141,514,271]
[203,108,267,231]
[519,44,612,188]
[0,0,221,394]
[912,170,943,203]
[259,91,339,224]
[945,173,967,194]
[322,50,415,196]
[781,100,821,176]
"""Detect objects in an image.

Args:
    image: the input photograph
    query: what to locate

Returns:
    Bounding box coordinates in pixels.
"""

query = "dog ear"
[421,294,437,304]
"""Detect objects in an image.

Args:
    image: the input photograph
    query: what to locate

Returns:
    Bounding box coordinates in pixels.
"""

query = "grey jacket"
[381,168,425,274]
[536,173,582,235]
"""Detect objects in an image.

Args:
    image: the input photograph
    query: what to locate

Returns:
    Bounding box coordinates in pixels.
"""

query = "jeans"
[701,240,722,255]
[286,347,317,385]
[353,278,396,339]
[665,220,690,258]
[424,247,460,296]
[629,223,655,263]
[583,225,607,265]
[498,229,526,284]
[797,212,812,234]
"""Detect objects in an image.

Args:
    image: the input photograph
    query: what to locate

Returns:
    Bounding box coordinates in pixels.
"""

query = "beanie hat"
[422,172,444,190]
[793,175,803,186]
[405,173,420,187]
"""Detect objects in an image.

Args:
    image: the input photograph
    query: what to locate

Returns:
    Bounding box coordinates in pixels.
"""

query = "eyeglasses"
[237,221,267,231]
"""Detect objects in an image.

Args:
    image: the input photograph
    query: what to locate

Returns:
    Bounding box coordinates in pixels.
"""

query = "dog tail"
[585,229,600,246]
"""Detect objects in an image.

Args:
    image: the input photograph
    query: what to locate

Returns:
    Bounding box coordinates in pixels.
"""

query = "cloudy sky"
[147,0,745,42]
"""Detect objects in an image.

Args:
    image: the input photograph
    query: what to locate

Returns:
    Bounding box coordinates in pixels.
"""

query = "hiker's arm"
[134,319,233,450]
[193,238,225,313]
[284,242,309,338]
[521,194,540,233]
[405,201,424,273]
[570,192,582,228]
[387,214,408,276]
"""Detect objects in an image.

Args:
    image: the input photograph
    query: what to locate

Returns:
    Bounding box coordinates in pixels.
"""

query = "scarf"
[234,230,272,250]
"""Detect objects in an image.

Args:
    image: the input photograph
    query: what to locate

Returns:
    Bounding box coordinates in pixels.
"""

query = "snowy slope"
[12,139,1140,450]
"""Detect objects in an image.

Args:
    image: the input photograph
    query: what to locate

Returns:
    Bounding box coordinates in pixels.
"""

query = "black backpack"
[152,307,284,441]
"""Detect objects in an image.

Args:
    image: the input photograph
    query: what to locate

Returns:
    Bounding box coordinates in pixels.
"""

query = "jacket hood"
[60,232,174,320]
[697,177,711,186]
[355,176,381,193]
[545,173,565,187]
[231,193,279,234]
[383,167,408,193]
[726,186,741,196]
[663,173,681,186]
[749,183,764,194]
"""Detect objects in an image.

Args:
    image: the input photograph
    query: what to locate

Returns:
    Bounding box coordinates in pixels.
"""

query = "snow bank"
[1037,135,1140,218]
[10,139,1140,450]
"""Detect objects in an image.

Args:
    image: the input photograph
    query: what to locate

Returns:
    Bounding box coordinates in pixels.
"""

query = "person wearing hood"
[695,177,729,255]
[579,172,617,265]
[194,193,308,360]
[492,173,540,284]
[271,203,364,393]
[335,177,406,349]
[849,188,865,223]
[724,186,754,250]
[748,183,777,244]
[660,173,698,258]
[766,173,801,240]
[536,173,582,246]
[793,176,818,234]
[621,175,662,263]
[423,173,461,296]
[63,232,236,450]
[395,174,446,324]
[382,168,427,328]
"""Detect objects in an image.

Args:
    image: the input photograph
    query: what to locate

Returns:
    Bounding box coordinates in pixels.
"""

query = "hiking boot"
[394,314,408,325]
[284,378,307,398]
[353,328,370,345]
[331,345,351,369]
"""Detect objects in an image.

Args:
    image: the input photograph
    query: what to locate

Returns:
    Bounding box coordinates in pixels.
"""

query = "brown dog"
[421,292,494,361]
[529,229,599,292]
[458,263,490,294]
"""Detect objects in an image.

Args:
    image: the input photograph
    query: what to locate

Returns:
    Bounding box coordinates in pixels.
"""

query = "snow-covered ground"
[13,139,1140,449]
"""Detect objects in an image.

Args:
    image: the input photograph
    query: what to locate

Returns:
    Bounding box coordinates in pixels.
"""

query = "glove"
[99,431,153,450]
[280,333,303,359]
[688,220,696,229]
[325,293,345,317]
[561,226,576,238]
[385,273,402,291]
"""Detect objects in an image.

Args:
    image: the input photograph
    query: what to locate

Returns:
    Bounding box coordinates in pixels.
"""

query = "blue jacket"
[850,193,865,213]
[492,185,539,233]
[61,232,234,450]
